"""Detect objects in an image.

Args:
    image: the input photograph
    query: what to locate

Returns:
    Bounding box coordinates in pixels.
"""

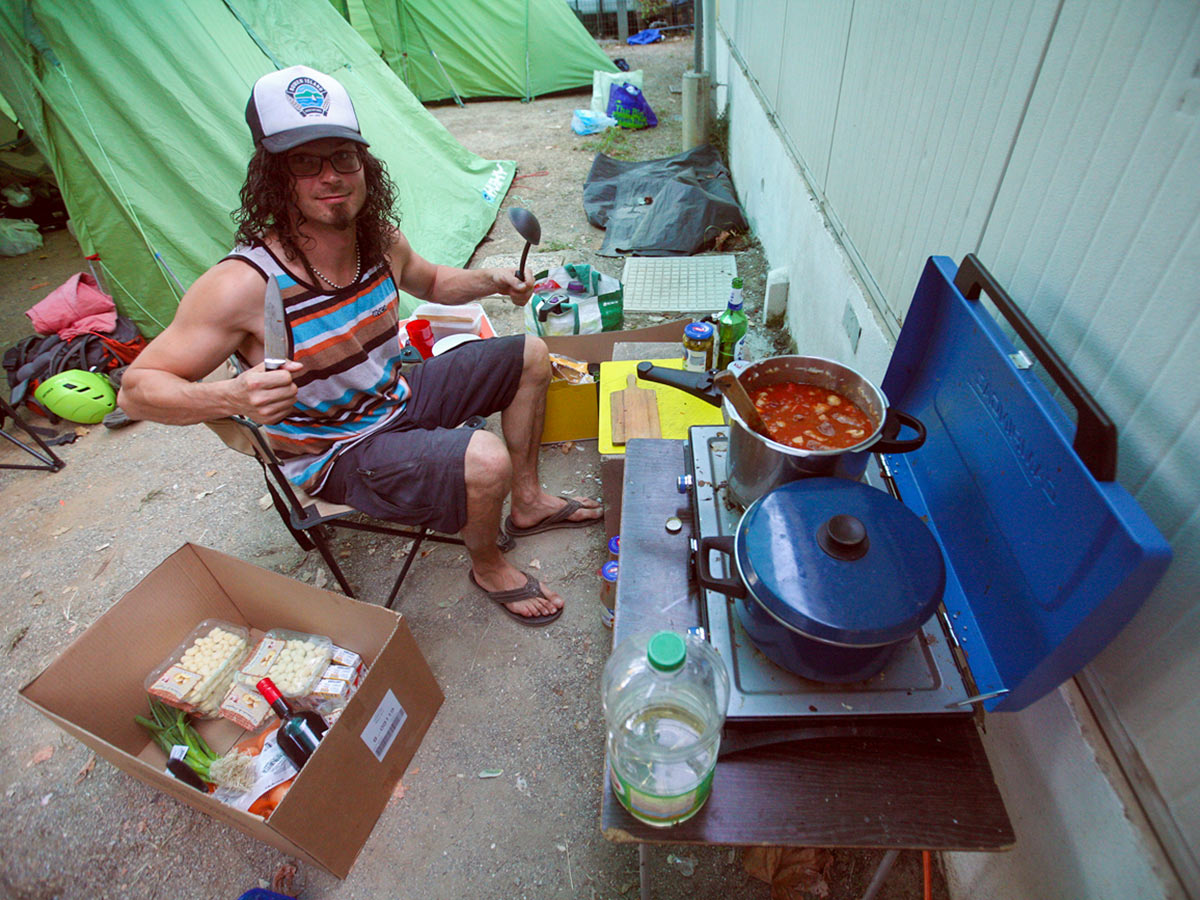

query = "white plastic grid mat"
[621,255,738,313]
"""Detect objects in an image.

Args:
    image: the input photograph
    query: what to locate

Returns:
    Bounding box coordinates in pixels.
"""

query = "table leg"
[859,849,900,900]
[639,843,650,900]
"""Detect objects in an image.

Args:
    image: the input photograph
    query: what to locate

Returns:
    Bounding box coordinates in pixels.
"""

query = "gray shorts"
[318,335,526,534]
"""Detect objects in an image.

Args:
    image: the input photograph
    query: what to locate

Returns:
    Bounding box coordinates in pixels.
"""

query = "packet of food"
[145,619,250,719]
[235,628,333,698]
[549,354,593,385]
[219,683,275,731]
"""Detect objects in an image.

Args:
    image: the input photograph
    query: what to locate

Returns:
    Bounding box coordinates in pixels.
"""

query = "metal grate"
[621,255,738,313]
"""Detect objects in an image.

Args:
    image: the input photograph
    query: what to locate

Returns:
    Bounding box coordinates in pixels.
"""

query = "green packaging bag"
[525,264,624,336]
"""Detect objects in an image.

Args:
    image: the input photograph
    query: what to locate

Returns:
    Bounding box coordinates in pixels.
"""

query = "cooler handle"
[954,254,1117,482]
[696,536,747,599]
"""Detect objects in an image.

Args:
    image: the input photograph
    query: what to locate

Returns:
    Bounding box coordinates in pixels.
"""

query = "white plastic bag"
[0,218,42,257]
[592,69,643,112]
[572,108,618,135]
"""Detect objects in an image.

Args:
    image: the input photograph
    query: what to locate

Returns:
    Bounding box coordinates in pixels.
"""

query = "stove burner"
[686,426,972,719]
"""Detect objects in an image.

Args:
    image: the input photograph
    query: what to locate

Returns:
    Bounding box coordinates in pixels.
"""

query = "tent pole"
[523,0,532,102]
[404,5,464,106]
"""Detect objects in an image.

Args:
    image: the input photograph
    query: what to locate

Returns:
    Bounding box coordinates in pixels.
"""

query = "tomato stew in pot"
[750,382,873,451]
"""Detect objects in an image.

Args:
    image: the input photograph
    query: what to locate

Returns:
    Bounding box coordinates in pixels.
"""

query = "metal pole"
[693,0,703,71]
[616,0,629,44]
[859,849,900,900]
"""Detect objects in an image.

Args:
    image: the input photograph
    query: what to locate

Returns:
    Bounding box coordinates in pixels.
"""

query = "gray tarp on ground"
[582,144,747,256]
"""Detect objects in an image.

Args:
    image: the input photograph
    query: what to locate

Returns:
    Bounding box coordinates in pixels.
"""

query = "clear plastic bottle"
[602,630,730,826]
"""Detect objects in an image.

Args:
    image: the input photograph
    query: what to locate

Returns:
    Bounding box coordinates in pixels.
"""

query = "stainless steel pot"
[637,356,926,507]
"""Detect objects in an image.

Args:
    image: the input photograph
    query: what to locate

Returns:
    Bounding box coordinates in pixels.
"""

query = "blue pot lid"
[735,478,946,647]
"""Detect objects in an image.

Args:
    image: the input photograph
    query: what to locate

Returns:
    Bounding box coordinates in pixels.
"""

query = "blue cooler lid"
[880,256,1172,711]
[735,478,946,647]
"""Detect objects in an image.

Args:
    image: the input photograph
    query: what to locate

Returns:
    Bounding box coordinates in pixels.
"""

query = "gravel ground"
[0,36,945,900]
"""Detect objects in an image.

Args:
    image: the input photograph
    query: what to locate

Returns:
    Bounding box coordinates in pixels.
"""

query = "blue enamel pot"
[697,478,946,684]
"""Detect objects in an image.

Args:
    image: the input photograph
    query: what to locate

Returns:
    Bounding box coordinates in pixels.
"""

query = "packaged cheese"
[145,619,250,719]
[235,628,333,698]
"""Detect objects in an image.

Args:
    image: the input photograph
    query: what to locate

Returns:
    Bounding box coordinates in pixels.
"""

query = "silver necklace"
[307,244,360,290]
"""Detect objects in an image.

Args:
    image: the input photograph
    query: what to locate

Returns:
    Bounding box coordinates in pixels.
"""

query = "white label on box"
[361,689,407,762]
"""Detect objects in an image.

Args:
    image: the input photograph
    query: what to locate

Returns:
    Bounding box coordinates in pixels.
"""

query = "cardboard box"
[541,320,689,444]
[19,544,442,879]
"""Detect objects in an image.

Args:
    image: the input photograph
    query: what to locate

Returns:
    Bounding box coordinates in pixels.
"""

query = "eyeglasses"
[285,148,363,178]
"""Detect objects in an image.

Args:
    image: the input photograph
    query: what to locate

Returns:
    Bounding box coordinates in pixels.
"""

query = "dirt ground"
[0,37,946,900]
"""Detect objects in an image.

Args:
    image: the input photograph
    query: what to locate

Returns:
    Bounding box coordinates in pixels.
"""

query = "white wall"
[713,1,1198,896]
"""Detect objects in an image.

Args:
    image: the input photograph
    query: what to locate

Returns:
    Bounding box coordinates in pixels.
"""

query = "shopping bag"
[592,69,643,112]
[524,264,624,337]
[606,83,658,130]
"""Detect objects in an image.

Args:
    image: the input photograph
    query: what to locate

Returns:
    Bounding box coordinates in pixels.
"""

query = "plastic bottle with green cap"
[715,277,748,369]
[601,630,730,826]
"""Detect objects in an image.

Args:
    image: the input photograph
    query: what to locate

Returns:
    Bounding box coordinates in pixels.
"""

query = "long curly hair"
[231,145,401,275]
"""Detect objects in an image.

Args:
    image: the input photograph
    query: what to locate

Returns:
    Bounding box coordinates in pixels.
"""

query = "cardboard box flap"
[543,319,689,364]
[267,618,442,877]
[20,544,244,751]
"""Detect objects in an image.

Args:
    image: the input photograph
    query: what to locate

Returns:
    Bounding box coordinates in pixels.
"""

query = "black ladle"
[508,207,541,281]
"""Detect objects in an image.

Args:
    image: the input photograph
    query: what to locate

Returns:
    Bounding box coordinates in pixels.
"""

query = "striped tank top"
[226,243,410,494]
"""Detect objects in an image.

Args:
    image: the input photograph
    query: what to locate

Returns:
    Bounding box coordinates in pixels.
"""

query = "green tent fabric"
[351,0,617,103]
[0,0,515,338]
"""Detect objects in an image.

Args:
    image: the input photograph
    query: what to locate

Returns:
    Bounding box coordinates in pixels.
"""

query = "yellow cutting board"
[599,359,727,455]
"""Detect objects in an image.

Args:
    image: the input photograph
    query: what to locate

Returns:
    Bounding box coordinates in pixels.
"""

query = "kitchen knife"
[262,275,288,371]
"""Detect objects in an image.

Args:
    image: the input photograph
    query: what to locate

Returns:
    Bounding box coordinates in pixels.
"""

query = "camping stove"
[683,425,974,719]
[673,256,1169,722]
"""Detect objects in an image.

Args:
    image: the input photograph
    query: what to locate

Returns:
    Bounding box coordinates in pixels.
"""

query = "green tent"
[345,0,617,103]
[0,0,515,338]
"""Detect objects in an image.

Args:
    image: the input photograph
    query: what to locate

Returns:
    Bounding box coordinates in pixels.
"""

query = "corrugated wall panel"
[772,2,851,190]
[739,0,789,110]
[824,0,1054,327]
[980,0,1200,863]
[723,0,1200,882]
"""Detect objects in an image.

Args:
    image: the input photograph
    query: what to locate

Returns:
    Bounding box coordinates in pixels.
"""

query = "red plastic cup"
[406,318,435,358]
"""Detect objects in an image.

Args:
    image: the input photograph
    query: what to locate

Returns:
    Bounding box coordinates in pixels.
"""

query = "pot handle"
[636,362,722,406]
[696,535,747,599]
[873,409,926,454]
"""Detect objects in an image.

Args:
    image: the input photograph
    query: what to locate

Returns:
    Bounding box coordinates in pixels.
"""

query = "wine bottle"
[257,677,328,769]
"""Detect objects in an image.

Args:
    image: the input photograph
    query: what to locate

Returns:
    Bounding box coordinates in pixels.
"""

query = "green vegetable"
[135,697,218,784]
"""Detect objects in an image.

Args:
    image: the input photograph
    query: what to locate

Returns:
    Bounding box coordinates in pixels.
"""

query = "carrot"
[248,777,294,818]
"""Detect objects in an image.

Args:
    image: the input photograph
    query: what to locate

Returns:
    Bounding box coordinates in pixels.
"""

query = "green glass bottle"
[715,277,747,369]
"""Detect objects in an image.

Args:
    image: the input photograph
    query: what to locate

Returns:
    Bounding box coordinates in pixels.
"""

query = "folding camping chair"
[0,395,66,473]
[202,361,476,610]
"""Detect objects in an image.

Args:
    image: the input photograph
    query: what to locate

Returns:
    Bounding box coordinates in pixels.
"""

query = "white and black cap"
[245,65,369,153]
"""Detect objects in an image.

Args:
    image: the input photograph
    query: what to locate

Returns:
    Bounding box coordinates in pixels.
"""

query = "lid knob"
[817,514,870,561]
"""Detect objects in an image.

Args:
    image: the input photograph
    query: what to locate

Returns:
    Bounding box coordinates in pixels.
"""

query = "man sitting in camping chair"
[118,66,601,626]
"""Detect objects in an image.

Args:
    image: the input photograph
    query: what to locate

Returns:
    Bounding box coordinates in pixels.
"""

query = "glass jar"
[682,321,715,372]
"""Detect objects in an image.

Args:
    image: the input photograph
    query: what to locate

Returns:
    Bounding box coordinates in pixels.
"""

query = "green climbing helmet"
[33,369,117,424]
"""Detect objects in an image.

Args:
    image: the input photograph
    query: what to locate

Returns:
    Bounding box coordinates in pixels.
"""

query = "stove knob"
[677,474,694,494]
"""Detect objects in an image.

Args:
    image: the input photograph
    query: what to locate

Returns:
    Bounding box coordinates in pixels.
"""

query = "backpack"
[3,315,146,419]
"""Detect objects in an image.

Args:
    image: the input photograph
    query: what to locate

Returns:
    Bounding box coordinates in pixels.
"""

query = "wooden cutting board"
[610,373,661,444]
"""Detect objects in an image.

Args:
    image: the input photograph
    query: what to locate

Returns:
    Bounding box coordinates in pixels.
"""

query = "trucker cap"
[245,65,369,153]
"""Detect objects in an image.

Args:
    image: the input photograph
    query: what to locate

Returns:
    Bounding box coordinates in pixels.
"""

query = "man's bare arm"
[118,260,302,425]
[388,229,535,307]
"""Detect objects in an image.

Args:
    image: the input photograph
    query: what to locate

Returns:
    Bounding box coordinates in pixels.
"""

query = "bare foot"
[470,560,564,618]
[507,493,603,532]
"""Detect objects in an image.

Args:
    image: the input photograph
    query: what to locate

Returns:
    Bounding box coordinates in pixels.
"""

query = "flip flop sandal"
[468,570,563,627]
[503,496,602,538]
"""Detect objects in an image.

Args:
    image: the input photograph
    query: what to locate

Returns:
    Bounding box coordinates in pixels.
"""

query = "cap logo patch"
[285,77,329,117]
